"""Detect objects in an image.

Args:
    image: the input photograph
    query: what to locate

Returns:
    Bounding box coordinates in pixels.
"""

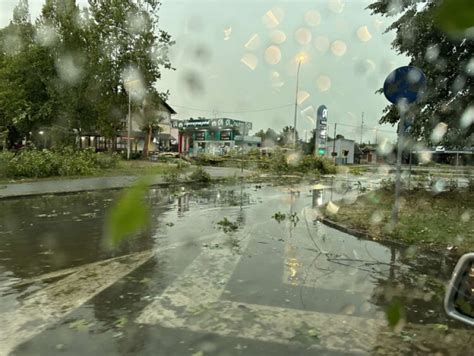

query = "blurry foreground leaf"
[385,299,406,329]
[433,323,449,332]
[106,178,150,247]
[434,0,474,35]
[69,319,94,331]
[115,316,128,328]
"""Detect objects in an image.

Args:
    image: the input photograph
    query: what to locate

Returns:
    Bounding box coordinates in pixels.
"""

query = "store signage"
[172,118,252,130]
[195,131,206,141]
[220,131,232,140]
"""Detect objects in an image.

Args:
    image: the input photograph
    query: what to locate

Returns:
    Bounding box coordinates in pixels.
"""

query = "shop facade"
[171,118,259,155]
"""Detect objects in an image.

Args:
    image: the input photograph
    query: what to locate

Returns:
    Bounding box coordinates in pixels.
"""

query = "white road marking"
[0,231,227,355]
[0,250,152,356]
[136,229,386,353]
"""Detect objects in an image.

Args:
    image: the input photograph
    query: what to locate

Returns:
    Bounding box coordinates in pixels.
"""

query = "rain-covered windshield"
[0,0,473,355]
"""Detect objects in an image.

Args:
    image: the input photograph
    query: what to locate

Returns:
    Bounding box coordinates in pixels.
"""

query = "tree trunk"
[143,124,152,157]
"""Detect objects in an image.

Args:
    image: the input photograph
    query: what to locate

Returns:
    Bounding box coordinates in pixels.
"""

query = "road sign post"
[383,66,426,225]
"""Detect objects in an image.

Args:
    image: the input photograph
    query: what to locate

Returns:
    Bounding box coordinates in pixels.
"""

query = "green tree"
[87,0,174,141]
[38,0,98,146]
[0,0,56,147]
[254,128,279,147]
[278,126,298,146]
[368,0,474,148]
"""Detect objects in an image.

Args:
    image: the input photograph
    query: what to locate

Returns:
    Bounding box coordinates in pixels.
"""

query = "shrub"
[269,148,289,174]
[296,155,336,175]
[2,148,119,178]
[189,166,211,183]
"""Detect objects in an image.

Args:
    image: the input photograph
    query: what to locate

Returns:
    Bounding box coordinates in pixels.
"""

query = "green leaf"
[434,0,474,34]
[106,178,150,247]
[385,299,406,329]
[433,323,449,332]
[115,316,128,328]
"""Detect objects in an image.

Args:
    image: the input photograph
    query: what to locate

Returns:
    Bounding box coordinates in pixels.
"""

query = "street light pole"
[293,58,302,149]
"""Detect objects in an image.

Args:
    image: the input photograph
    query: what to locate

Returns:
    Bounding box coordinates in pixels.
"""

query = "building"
[360,145,380,164]
[325,137,355,164]
[172,118,260,155]
[78,97,176,154]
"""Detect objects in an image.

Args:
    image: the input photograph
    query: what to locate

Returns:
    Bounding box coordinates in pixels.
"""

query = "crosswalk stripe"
[136,229,386,353]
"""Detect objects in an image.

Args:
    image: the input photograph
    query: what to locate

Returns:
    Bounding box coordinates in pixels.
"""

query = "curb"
[318,216,412,250]
[0,176,235,200]
[318,216,463,258]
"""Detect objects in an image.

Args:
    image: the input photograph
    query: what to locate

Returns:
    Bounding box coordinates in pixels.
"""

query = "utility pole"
[293,58,303,149]
[374,128,378,146]
[360,112,364,144]
[332,123,337,163]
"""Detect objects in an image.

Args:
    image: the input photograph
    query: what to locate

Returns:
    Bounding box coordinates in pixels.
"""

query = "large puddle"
[0,181,472,355]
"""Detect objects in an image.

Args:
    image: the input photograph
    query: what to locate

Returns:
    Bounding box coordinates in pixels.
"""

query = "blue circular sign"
[383,66,426,104]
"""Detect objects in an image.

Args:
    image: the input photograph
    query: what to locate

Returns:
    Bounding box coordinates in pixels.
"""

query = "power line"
[334,122,396,134]
[169,103,294,114]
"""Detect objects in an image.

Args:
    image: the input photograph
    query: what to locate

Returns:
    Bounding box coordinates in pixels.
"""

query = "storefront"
[172,118,259,155]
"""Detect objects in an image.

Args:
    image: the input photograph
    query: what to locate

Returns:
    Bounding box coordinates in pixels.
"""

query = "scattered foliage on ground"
[0,148,119,178]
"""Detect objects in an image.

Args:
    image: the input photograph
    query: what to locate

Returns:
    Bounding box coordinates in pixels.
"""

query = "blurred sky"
[1,0,408,143]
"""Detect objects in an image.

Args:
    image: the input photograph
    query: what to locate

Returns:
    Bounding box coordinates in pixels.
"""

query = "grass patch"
[325,188,474,252]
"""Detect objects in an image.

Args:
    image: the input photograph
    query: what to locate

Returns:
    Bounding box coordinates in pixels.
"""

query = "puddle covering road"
[0,181,473,355]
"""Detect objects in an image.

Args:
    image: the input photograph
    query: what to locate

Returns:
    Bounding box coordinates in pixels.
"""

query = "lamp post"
[292,54,306,149]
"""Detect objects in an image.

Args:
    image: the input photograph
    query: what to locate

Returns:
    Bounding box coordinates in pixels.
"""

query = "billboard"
[316,105,328,155]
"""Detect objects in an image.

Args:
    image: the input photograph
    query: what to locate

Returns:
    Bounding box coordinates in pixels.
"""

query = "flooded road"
[0,180,472,355]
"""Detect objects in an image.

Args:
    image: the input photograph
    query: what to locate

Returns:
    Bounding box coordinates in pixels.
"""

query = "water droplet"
[460,106,474,128]
[407,68,422,84]
[377,138,394,155]
[35,24,58,47]
[326,201,340,214]
[373,19,384,32]
[340,304,356,315]
[297,90,310,105]
[331,40,347,56]
[370,211,383,224]
[433,178,446,193]
[244,33,260,50]
[270,71,284,88]
[465,58,474,76]
[269,30,286,45]
[431,122,448,144]
[328,0,345,14]
[356,26,372,42]
[301,106,315,124]
[262,7,284,28]
[56,54,83,85]
[452,76,466,92]
[388,0,403,15]
[223,27,232,40]
[461,211,470,223]
[264,46,281,65]
[314,36,330,53]
[425,45,440,63]
[316,75,331,91]
[240,53,258,70]
[418,150,432,164]
[295,28,312,45]
[127,11,147,34]
[305,10,321,27]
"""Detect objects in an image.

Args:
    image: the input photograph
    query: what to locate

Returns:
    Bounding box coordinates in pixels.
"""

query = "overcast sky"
[1,0,408,143]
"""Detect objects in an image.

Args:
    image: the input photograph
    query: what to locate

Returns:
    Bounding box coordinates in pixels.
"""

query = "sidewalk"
[0,166,250,199]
